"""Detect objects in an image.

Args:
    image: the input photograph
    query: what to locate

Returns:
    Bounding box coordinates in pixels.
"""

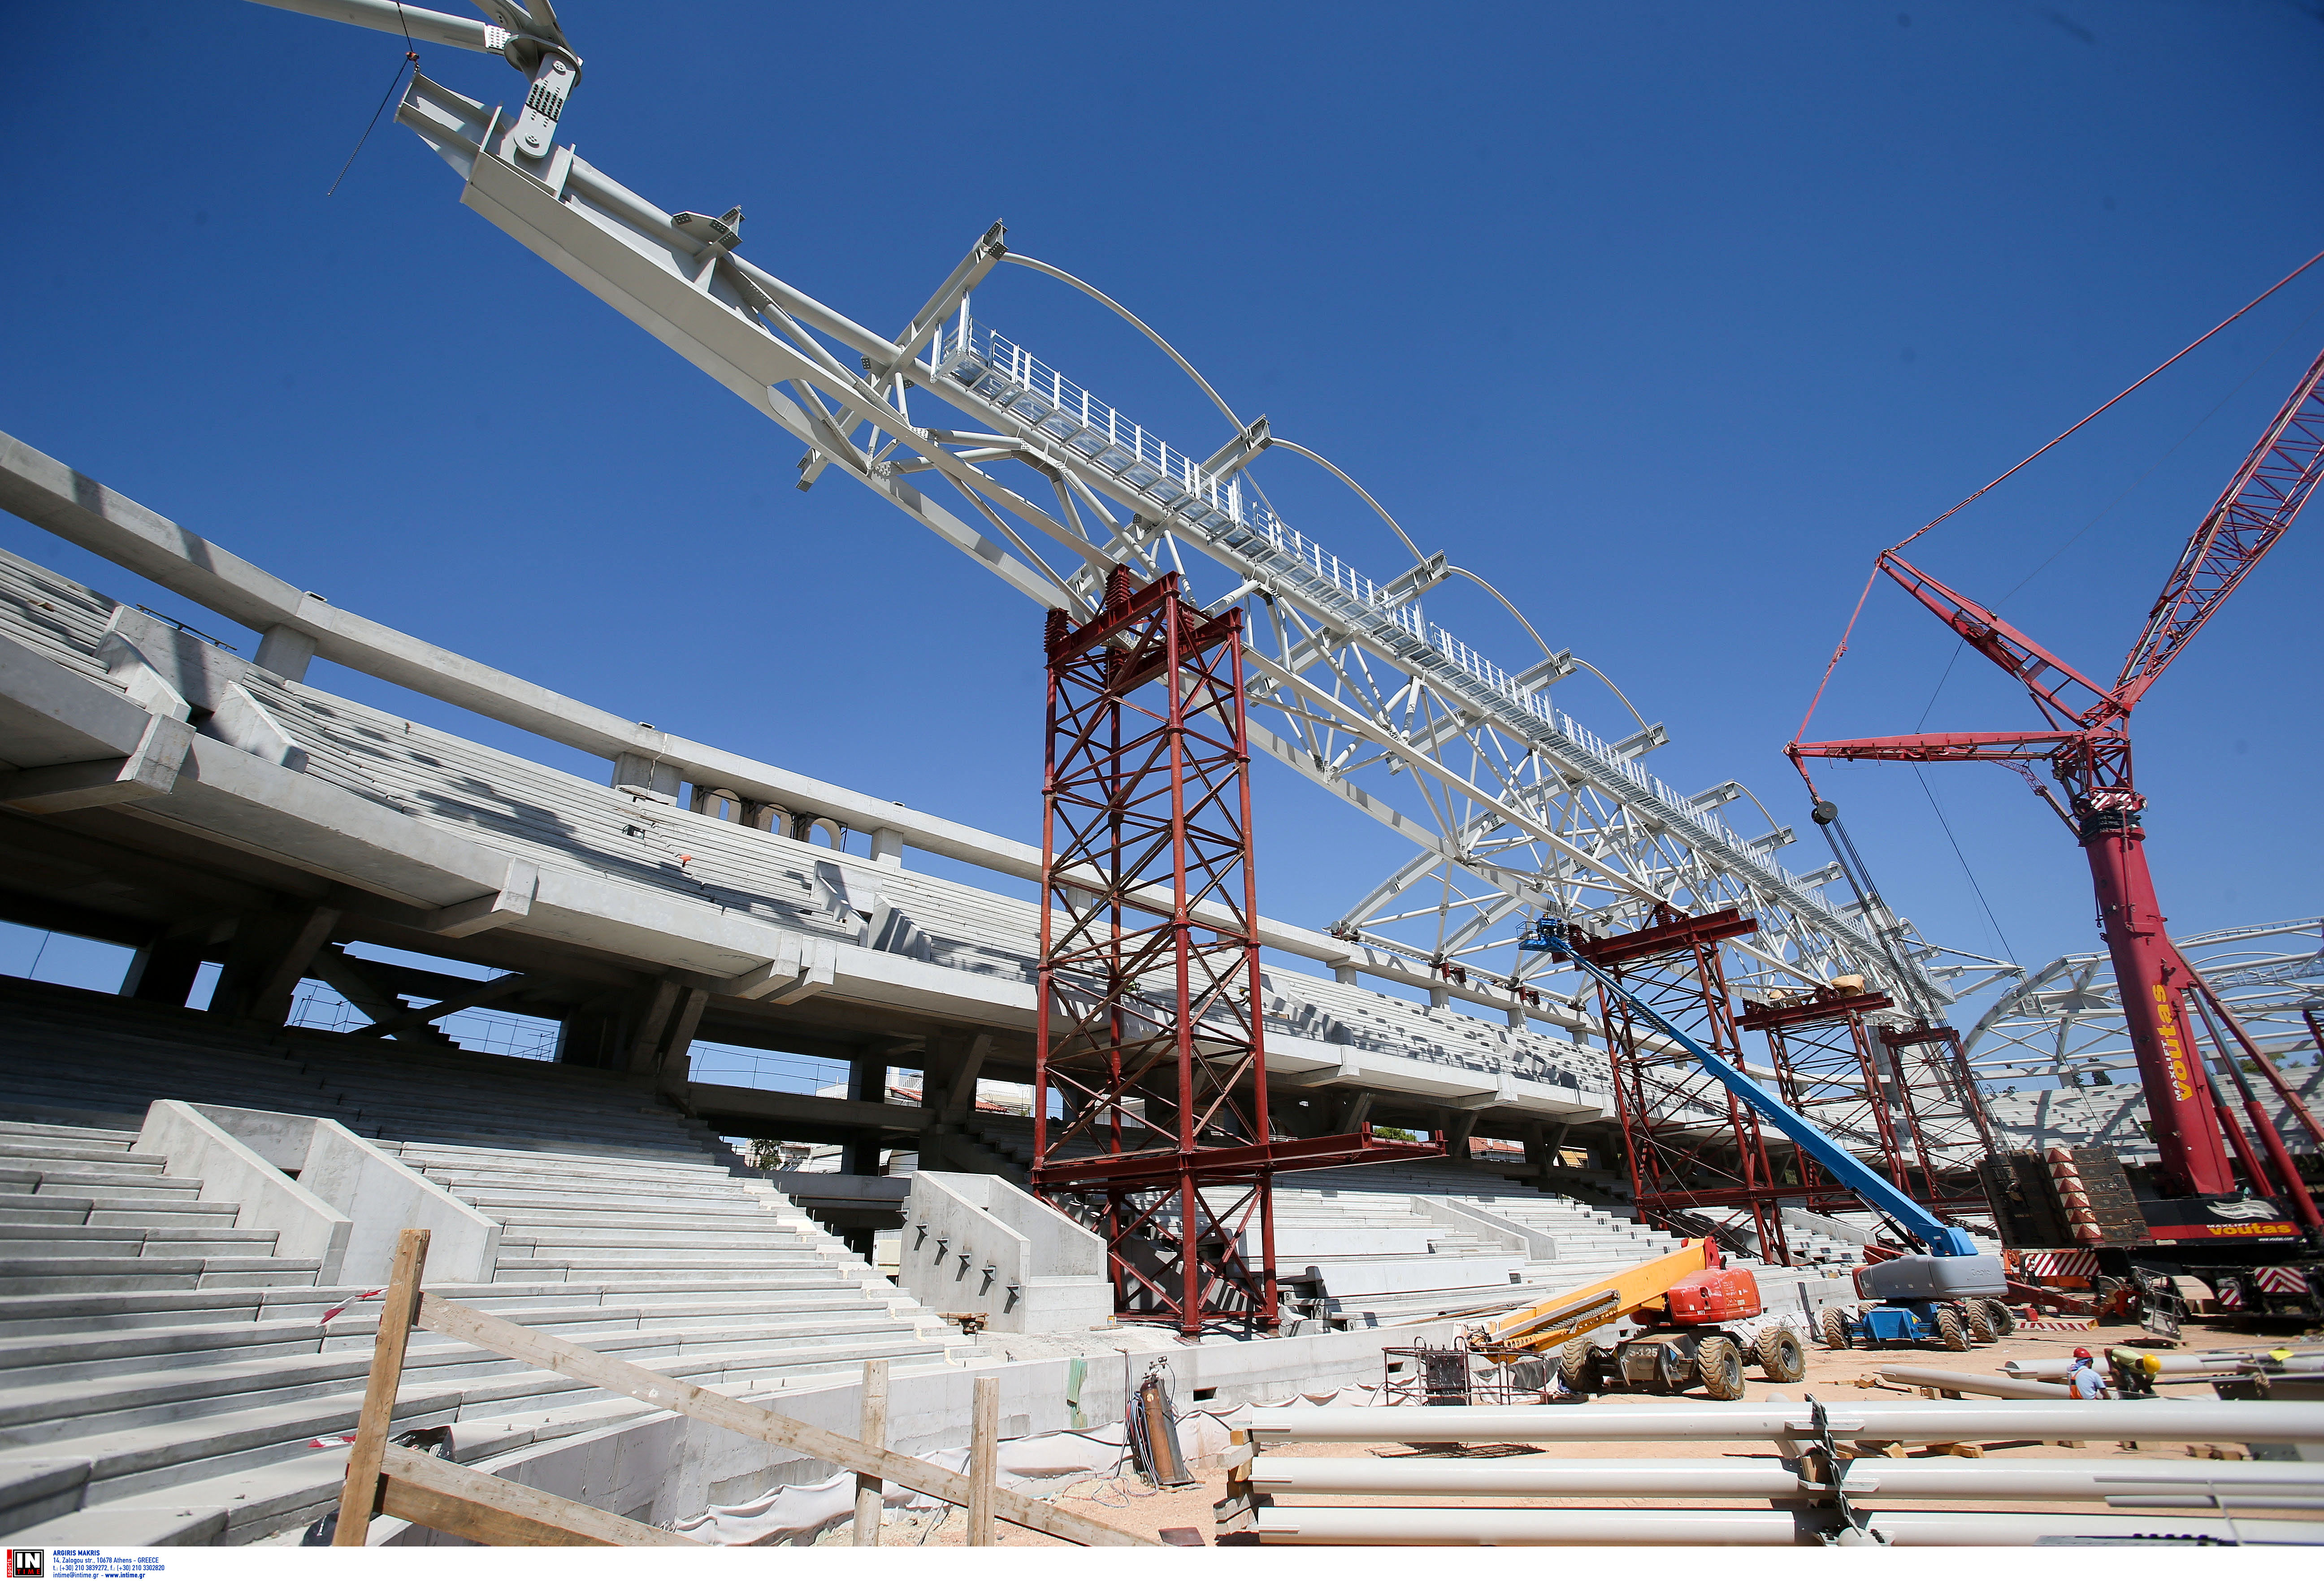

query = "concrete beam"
[0,712,194,814]
[685,1082,931,1135]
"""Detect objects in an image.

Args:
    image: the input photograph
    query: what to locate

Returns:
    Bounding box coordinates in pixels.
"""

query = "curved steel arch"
[1964,917,2324,1085]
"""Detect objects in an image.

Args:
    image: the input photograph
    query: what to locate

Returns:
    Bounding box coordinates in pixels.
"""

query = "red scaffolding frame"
[1580,906,1793,1264]
[1034,570,1433,1336]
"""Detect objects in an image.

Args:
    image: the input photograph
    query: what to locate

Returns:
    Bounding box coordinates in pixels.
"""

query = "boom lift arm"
[1525,917,1982,1261]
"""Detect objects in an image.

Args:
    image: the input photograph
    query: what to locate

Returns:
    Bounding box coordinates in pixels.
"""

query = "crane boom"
[2115,346,2324,709]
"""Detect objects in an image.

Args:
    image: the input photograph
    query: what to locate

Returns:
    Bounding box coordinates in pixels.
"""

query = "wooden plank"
[967,1374,998,1547]
[416,1295,1153,1546]
[334,1227,430,1546]
[379,1444,699,1547]
[854,1357,889,1547]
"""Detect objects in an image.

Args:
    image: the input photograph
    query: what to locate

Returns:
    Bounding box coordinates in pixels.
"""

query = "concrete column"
[1333,1090,1374,1131]
[1428,984,1450,1009]
[208,903,339,1026]
[1440,1109,1479,1161]
[254,624,317,684]
[611,751,681,800]
[1334,963,1358,986]
[870,827,906,868]
[122,931,207,1008]
[1506,1002,1527,1029]
[845,1057,885,1176]
[625,979,684,1074]
[654,988,709,1102]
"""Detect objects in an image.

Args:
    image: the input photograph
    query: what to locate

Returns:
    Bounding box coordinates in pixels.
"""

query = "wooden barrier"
[334,1228,1153,1547]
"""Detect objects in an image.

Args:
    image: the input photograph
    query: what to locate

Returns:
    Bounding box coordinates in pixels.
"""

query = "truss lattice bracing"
[1876,1021,1999,1207]
[1739,983,1995,1219]
[1033,571,1435,1334]
[369,70,1966,1025]
[1583,908,1793,1264]
[1965,918,2324,1092]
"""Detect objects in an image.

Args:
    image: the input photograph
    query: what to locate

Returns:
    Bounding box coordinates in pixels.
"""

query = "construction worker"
[2107,1347,2163,1398]
[2067,1347,2111,1399]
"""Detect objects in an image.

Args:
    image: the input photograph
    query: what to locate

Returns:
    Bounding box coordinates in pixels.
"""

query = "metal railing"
[928,319,1788,882]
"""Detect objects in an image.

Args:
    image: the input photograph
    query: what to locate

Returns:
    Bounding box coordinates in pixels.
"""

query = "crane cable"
[325,2,421,197]
[1791,245,2324,753]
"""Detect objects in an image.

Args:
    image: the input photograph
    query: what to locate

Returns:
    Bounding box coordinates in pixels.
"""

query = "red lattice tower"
[1741,992,1992,1219]
[1034,569,1435,1335]
[1581,906,1793,1264]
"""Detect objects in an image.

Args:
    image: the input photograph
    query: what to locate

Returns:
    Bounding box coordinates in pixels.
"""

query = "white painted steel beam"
[357,61,1951,1021]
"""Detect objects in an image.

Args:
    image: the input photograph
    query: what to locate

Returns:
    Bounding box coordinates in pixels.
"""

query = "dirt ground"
[878,1317,2315,1547]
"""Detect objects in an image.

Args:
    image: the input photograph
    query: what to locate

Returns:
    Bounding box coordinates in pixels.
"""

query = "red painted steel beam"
[2116,346,2324,709]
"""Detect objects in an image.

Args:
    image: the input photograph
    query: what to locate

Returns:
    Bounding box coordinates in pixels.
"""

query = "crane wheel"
[1979,1297,2016,1338]
[1559,1337,1597,1395]
[1936,1304,1970,1351]
[1966,1300,1997,1344]
[1819,1306,1851,1351]
[1695,1335,1747,1399]
[1756,1326,1807,1382]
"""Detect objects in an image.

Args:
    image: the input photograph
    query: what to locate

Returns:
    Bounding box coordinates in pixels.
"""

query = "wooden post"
[333,1227,431,1546]
[853,1357,889,1546]
[967,1375,998,1546]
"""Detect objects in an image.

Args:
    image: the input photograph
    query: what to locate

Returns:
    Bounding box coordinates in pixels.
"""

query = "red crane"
[1791,347,2324,1247]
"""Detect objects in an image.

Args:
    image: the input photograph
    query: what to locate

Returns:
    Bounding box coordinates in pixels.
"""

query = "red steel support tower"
[1035,569,1435,1334]
[1742,991,1994,1216]
[1582,906,1795,1264]
[1794,346,2324,1244]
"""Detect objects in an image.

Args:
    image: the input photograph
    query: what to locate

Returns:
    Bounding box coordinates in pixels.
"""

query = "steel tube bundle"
[1239,1399,2324,1444]
[1245,1506,2324,1546]
[1877,1365,2069,1399]
[1247,1455,2324,1501]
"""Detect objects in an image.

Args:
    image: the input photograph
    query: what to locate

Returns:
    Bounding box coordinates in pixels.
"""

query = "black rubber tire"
[1819,1305,1851,1351]
[1981,1297,2016,1338]
[1560,1337,1597,1395]
[1966,1299,1997,1344]
[1696,1335,1748,1399]
[1936,1304,1970,1351]
[1756,1326,1808,1382]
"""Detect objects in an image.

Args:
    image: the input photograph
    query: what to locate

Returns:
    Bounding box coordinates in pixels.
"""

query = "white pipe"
[1240,1399,2324,1444]
[1877,1365,2070,1399]
[2006,1349,2324,1381]
[1246,1506,2324,1546]
[1248,1455,2324,1501]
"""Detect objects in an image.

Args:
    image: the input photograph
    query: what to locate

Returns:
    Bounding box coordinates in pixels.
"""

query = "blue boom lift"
[1523,916,2009,1351]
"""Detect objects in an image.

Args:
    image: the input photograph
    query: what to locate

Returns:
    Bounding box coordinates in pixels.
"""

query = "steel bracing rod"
[2117,346,2324,706]
[376,71,1925,1005]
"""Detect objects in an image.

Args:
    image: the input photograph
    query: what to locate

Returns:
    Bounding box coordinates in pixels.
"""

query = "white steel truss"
[1964,917,2324,1085]
[249,3,1986,1018]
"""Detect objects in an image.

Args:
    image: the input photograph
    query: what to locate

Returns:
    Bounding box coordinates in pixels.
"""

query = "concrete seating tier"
[0,989,981,1546]
[965,1118,1692,1324]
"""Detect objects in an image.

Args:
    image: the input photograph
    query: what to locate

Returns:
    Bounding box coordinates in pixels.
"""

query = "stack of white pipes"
[1231,1399,2324,1546]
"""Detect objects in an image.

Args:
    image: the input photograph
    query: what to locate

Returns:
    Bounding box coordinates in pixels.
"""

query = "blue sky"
[2,2,2319,1019]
